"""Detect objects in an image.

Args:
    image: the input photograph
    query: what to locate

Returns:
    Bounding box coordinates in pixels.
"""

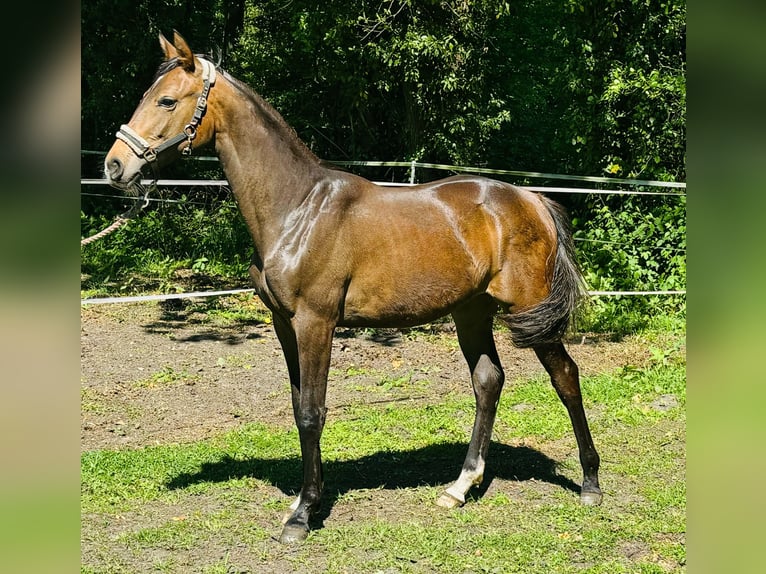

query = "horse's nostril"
[107,157,123,180]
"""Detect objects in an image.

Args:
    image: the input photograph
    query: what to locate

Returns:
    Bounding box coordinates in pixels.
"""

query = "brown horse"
[104,31,601,543]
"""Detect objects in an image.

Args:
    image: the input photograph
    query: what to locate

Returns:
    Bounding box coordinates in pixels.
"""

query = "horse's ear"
[171,30,196,72]
[158,32,178,62]
[158,31,196,71]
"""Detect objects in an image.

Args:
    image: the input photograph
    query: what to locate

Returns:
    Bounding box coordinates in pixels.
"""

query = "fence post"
[410,160,417,185]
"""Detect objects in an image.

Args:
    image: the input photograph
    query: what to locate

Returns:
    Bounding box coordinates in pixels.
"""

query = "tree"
[556,0,686,181]
[82,0,685,181]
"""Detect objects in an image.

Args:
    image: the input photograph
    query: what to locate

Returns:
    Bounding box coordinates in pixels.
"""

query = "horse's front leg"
[273,311,335,543]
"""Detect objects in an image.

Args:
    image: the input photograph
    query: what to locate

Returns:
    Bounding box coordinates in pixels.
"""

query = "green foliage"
[559,0,686,180]
[229,0,522,165]
[81,193,251,295]
[82,1,684,176]
[573,193,686,333]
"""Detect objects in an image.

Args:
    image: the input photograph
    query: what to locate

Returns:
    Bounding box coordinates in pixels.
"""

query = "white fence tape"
[81,178,684,196]
[82,152,686,189]
[81,289,255,305]
[81,288,685,305]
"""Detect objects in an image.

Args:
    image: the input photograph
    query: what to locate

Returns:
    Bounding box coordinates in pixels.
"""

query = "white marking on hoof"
[436,487,466,509]
[580,490,603,506]
[279,524,309,544]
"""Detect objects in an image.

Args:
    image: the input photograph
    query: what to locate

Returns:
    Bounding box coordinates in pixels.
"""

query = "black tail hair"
[504,196,586,348]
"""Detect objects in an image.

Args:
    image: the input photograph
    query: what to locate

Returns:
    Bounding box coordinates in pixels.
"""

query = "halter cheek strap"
[116,57,217,162]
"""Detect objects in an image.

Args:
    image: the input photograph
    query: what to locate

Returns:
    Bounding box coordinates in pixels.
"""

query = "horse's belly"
[339,270,480,328]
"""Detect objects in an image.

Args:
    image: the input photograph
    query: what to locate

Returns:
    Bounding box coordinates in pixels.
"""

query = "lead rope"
[81,185,152,246]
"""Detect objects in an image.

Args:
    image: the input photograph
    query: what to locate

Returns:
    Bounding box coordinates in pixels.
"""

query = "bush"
[81,191,251,296]
[573,192,686,333]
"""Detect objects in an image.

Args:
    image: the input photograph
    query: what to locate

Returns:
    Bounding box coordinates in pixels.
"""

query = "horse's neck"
[213,82,324,252]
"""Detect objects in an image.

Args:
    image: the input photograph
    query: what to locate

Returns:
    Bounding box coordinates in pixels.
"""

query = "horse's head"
[104,31,216,191]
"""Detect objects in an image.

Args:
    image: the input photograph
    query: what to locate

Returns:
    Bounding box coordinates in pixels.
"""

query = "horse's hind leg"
[533,342,602,505]
[437,296,504,508]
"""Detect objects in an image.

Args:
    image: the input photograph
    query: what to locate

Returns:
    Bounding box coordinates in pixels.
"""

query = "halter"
[116,57,217,162]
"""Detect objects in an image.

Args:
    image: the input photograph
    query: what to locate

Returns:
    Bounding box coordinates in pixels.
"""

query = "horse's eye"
[158,97,177,109]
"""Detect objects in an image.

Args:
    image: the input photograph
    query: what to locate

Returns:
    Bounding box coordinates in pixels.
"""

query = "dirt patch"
[81,300,650,452]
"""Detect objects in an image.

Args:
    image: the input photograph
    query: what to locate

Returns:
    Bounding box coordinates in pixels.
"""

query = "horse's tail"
[504,196,586,348]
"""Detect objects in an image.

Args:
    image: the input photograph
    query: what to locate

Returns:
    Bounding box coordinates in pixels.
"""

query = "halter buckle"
[143,148,157,163]
[182,124,197,156]
[183,124,198,140]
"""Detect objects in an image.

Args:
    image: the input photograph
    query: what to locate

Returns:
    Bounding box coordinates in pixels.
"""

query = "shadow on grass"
[138,298,271,345]
[166,441,579,526]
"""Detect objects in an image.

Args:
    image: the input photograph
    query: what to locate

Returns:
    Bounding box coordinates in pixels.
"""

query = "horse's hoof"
[279,523,309,544]
[580,490,603,506]
[436,491,464,509]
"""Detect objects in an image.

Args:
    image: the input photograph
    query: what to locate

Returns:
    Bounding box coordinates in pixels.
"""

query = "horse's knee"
[295,406,327,434]
[474,355,504,389]
[473,355,504,407]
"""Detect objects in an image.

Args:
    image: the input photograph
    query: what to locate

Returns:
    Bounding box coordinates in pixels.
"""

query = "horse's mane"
[221,69,321,165]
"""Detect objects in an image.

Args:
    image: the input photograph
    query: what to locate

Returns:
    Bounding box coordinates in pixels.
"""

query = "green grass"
[82,334,685,573]
[192,294,273,326]
[133,366,200,389]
